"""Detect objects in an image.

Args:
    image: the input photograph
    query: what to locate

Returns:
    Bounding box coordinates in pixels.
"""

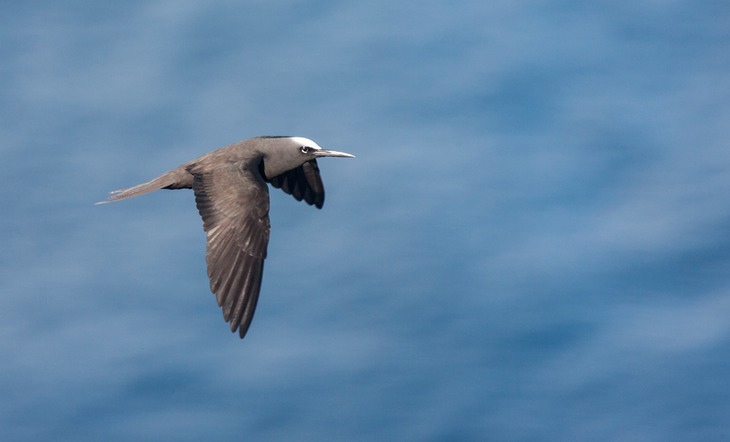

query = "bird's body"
[98,136,353,339]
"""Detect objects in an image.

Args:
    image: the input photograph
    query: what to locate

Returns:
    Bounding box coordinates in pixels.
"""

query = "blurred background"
[2,1,729,440]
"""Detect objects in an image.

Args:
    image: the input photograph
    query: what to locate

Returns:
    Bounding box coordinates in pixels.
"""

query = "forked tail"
[96,166,193,204]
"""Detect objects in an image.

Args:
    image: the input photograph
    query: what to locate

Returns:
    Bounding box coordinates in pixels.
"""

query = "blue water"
[2,1,730,440]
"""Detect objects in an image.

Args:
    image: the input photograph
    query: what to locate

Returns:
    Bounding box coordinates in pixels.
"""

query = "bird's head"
[258,136,354,179]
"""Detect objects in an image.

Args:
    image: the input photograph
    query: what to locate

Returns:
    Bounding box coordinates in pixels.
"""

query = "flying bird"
[97,136,354,339]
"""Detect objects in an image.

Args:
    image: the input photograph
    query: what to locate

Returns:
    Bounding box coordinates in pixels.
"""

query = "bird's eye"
[300,146,311,154]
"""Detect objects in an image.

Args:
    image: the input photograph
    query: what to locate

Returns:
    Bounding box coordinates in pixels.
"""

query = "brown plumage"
[97,136,354,339]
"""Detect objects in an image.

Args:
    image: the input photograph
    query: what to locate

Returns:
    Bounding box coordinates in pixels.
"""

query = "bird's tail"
[96,166,192,205]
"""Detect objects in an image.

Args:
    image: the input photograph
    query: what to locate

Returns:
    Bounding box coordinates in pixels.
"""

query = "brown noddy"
[97,136,354,339]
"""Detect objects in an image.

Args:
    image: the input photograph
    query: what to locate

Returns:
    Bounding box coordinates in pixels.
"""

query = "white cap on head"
[288,136,323,150]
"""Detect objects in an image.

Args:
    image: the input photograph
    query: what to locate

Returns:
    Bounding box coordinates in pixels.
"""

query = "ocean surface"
[2,1,729,440]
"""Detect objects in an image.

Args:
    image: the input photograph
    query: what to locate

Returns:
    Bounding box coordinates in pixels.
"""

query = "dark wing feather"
[267,159,325,209]
[190,162,270,339]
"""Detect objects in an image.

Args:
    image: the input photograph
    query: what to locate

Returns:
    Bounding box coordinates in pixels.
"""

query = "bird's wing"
[189,162,271,339]
[266,159,325,209]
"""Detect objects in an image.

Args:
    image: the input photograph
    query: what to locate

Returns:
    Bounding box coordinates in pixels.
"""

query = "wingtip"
[234,324,249,339]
